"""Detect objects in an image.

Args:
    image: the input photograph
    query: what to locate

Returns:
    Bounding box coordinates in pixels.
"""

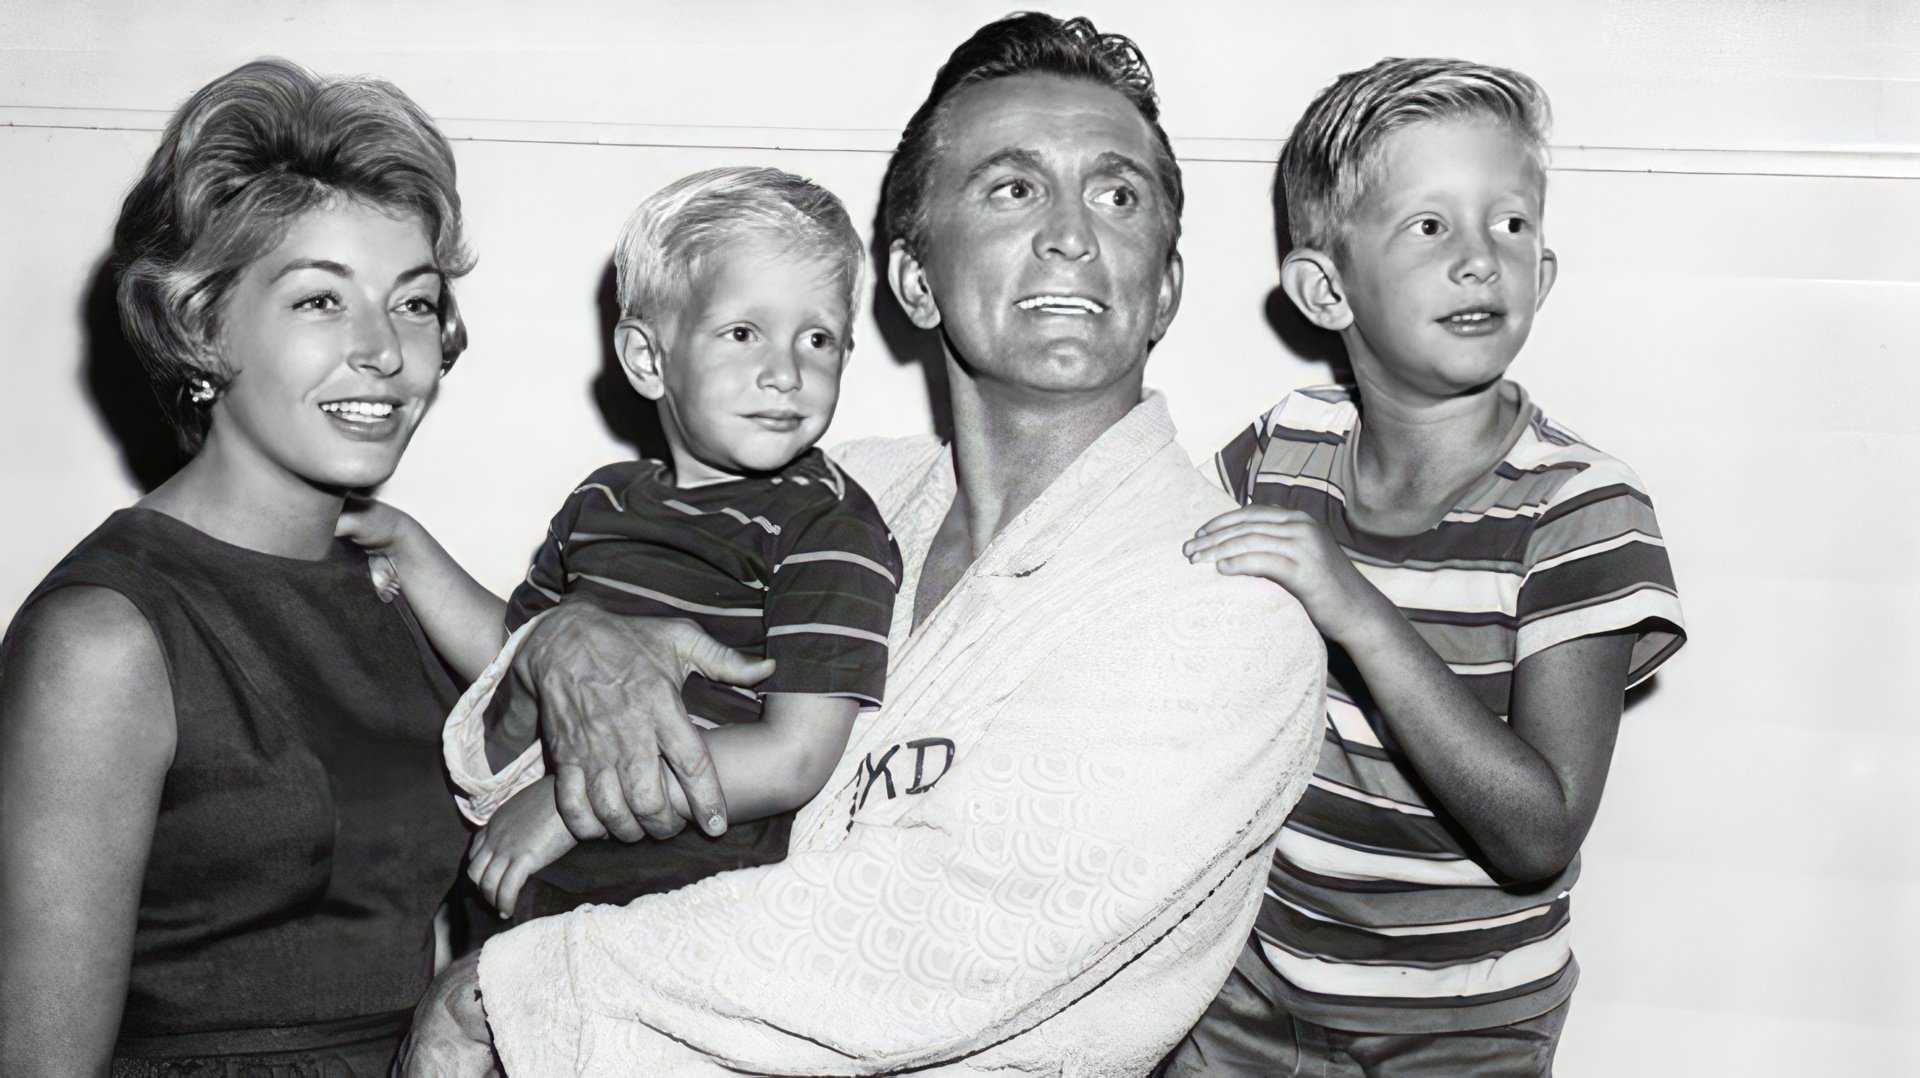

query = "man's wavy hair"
[1281,57,1552,257]
[113,57,474,453]
[881,12,1184,259]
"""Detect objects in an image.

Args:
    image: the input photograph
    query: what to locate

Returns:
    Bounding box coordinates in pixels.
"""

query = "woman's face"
[204,198,446,492]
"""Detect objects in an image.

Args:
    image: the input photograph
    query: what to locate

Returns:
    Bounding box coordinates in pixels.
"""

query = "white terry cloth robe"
[446,392,1326,1076]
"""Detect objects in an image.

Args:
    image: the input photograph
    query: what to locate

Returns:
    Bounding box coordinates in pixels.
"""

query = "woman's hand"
[395,952,500,1077]
[467,776,578,918]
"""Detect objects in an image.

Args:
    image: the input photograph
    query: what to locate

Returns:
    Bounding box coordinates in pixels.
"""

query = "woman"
[0,59,474,1076]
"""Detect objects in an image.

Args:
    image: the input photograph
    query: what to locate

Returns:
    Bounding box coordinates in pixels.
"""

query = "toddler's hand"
[336,495,413,554]
[1184,506,1377,642]
[467,776,579,918]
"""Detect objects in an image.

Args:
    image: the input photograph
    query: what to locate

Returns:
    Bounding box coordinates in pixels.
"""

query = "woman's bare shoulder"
[3,585,175,766]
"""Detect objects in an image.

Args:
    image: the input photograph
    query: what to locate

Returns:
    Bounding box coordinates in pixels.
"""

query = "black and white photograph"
[0,2,1911,1075]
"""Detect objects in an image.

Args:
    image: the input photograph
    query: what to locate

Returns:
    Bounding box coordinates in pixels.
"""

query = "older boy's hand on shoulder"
[1184,506,1383,643]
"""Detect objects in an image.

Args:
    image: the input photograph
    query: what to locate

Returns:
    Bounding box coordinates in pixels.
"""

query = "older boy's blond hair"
[1281,58,1551,255]
[614,167,864,326]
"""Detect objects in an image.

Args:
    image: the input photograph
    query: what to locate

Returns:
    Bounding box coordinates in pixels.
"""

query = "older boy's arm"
[1333,601,1633,883]
[1189,504,1633,882]
[468,570,1323,1075]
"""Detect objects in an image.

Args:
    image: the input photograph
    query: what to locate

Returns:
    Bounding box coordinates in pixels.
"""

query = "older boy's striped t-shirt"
[504,448,902,728]
[1216,383,1685,1034]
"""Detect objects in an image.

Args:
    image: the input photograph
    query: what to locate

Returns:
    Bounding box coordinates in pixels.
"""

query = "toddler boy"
[361,167,900,921]
[1168,59,1686,1075]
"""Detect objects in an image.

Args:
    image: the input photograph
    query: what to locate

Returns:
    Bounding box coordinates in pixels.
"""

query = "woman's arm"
[0,587,175,1076]
[338,499,507,682]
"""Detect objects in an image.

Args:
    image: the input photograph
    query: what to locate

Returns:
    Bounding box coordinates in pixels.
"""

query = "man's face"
[895,74,1182,397]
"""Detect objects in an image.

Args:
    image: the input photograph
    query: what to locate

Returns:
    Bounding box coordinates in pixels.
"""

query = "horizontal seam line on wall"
[4,109,1916,180]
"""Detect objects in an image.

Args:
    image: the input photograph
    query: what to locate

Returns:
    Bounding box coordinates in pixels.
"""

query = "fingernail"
[706,813,726,834]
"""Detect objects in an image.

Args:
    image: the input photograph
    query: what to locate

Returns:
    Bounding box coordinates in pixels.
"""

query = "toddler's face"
[1334,118,1555,399]
[654,237,852,485]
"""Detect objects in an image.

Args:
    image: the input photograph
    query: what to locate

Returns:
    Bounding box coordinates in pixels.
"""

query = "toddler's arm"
[467,775,577,916]
[469,694,856,916]
[337,498,507,682]
[695,694,859,822]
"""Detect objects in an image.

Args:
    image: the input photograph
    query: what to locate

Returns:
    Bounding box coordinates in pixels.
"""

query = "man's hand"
[395,952,499,1077]
[1184,506,1384,644]
[508,604,775,843]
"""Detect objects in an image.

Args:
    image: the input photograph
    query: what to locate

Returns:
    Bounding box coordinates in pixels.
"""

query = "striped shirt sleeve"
[760,487,902,709]
[1515,459,1685,683]
[503,487,581,634]
[1213,416,1267,504]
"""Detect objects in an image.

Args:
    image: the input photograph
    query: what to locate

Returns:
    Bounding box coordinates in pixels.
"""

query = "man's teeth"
[321,401,396,421]
[1017,296,1106,314]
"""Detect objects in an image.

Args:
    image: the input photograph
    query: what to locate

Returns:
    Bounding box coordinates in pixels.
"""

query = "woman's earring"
[187,376,219,405]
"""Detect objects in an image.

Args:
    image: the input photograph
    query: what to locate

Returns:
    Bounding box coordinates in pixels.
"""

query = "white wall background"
[2,2,1915,1073]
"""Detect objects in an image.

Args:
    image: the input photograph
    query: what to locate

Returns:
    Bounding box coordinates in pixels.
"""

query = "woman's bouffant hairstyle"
[881,12,1184,259]
[1281,57,1552,256]
[113,57,474,453]
[614,166,865,330]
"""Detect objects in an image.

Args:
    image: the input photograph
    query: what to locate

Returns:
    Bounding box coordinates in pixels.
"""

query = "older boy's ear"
[1535,248,1559,309]
[614,317,667,401]
[886,239,942,331]
[1280,248,1353,332]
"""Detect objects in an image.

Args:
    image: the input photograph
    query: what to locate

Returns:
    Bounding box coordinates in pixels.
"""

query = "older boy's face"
[902,74,1181,397]
[1335,119,1555,399]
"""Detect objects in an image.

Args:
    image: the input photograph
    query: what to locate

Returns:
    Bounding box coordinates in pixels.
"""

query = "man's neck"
[910,357,1142,629]
[946,363,1141,557]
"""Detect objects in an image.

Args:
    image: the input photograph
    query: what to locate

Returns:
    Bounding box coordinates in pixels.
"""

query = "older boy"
[1169,59,1686,1075]
[349,166,902,919]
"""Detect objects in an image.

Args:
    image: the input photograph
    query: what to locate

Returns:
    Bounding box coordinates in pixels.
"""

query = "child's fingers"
[495,858,533,917]
[475,849,513,914]
[1194,505,1311,537]
[1185,524,1307,562]
[1215,551,1301,582]
[465,843,493,889]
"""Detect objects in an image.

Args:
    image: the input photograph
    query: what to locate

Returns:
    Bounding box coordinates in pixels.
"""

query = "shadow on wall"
[83,257,189,493]
[1265,168,1351,386]
[591,260,671,461]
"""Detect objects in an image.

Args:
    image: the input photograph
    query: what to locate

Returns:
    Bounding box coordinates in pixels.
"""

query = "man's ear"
[1279,247,1353,332]
[1535,247,1559,310]
[886,239,942,331]
[1149,249,1184,343]
[615,317,667,400]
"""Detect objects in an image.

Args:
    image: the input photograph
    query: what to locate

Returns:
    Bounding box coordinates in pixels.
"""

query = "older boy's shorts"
[1158,943,1570,1077]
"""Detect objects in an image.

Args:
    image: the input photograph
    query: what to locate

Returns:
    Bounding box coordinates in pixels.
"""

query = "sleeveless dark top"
[20,509,467,1073]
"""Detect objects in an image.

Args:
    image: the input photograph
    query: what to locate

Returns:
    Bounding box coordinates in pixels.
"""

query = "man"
[404,14,1324,1075]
